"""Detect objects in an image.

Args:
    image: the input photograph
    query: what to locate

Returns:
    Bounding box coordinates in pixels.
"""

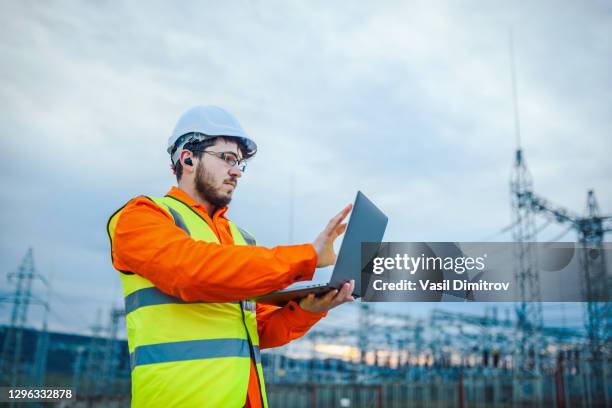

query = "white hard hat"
[167,105,257,164]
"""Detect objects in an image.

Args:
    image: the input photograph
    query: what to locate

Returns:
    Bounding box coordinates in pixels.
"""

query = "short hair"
[173,135,248,181]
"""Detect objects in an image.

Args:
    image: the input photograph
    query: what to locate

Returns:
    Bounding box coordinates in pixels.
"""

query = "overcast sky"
[1,0,610,336]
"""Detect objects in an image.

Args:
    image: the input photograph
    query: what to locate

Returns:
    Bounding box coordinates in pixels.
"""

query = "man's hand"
[312,204,352,268]
[298,280,355,314]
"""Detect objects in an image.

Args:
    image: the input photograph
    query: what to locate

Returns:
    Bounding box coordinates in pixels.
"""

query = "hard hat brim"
[170,133,257,165]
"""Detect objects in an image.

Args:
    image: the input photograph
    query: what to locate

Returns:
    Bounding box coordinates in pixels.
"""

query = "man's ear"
[180,150,194,167]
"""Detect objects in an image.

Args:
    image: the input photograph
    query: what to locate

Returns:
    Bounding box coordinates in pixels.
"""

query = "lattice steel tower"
[508,32,544,384]
[0,248,48,388]
[511,148,544,375]
[580,190,611,356]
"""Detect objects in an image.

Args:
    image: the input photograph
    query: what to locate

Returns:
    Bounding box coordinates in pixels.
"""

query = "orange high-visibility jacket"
[110,186,326,407]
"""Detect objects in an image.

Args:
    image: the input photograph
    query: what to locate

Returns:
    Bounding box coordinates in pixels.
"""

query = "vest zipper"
[240,302,266,408]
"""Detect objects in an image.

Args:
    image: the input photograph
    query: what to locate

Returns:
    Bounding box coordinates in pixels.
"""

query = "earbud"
[184,157,193,166]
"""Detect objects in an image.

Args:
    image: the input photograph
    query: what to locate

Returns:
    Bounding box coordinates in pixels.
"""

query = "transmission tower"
[506,34,611,403]
[578,191,610,406]
[31,275,52,388]
[31,314,50,387]
[0,248,48,388]
[511,148,545,373]
[508,30,544,383]
[579,190,611,355]
[508,162,612,404]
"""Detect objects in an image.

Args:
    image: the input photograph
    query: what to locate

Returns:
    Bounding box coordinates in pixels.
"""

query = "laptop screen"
[329,191,388,294]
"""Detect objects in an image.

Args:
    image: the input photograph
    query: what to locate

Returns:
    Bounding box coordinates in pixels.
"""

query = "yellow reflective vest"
[107,195,268,407]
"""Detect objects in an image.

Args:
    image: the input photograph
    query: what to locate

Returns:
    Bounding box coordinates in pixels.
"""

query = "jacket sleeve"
[111,196,318,302]
[256,301,326,349]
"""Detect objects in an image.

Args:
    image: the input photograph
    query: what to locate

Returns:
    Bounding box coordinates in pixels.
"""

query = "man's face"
[194,138,243,208]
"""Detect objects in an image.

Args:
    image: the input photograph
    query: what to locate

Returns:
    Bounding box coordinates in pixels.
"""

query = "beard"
[194,161,236,208]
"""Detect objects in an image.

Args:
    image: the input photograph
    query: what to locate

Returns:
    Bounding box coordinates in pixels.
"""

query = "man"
[107,105,355,407]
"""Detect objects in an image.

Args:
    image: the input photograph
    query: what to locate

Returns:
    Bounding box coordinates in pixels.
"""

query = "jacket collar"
[166,186,229,219]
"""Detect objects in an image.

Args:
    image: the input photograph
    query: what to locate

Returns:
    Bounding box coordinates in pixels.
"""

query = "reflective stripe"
[130,338,260,370]
[167,206,190,235]
[146,195,191,234]
[125,286,238,314]
[236,226,256,246]
[125,286,187,313]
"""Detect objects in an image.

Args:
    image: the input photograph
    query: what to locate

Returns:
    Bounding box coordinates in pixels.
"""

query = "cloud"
[1,0,609,333]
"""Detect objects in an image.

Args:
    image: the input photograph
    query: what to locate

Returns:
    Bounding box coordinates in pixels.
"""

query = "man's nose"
[229,166,242,178]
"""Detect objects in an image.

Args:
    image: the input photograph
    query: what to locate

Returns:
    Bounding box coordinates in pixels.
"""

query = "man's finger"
[325,287,344,304]
[334,223,348,237]
[339,280,355,302]
[324,204,352,236]
[338,204,352,223]
[334,204,352,221]
[322,288,338,303]
[332,282,351,303]
[348,279,355,298]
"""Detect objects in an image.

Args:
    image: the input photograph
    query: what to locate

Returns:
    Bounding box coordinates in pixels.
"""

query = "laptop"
[256,191,388,306]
